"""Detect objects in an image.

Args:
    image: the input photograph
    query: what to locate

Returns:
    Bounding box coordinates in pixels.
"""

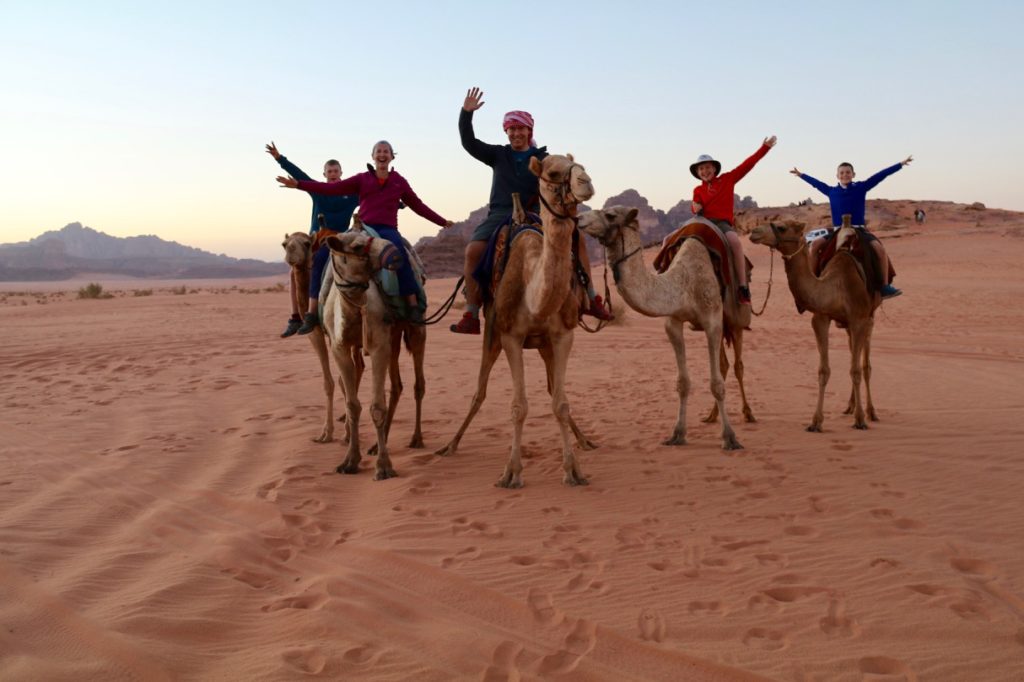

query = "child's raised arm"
[792,168,832,196]
[861,156,911,193]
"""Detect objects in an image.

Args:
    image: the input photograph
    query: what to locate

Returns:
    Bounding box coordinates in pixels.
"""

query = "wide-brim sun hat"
[689,154,721,180]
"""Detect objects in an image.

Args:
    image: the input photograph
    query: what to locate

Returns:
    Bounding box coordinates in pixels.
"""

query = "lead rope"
[750,247,774,317]
[419,276,465,326]
[577,243,614,334]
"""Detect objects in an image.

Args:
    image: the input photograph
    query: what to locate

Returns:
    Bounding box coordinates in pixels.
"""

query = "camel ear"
[566,153,574,162]
[325,235,345,252]
[528,156,543,177]
[625,208,639,224]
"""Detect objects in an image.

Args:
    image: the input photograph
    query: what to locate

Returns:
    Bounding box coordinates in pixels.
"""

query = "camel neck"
[526,208,575,320]
[607,228,694,318]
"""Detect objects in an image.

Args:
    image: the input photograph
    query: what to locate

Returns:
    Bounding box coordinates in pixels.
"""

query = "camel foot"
[408,433,425,449]
[576,438,598,451]
[806,424,823,433]
[336,458,361,475]
[722,438,744,451]
[496,475,523,489]
[373,467,398,481]
[563,470,589,486]
[311,433,333,444]
[701,408,719,424]
[853,422,869,430]
[743,410,757,424]
[843,406,854,415]
[661,432,687,446]
[868,409,879,422]
[337,414,347,423]
[434,441,458,457]
[368,444,379,457]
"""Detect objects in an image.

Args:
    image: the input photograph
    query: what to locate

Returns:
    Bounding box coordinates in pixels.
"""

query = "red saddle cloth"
[815,230,896,295]
[653,222,751,290]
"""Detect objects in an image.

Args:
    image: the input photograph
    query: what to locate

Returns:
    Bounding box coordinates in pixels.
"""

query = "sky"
[2,0,1022,261]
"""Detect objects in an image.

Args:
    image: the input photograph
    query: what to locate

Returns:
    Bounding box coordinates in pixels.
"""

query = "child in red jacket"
[690,135,777,304]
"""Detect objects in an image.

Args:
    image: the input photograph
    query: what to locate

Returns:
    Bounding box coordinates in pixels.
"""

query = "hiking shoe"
[738,285,752,305]
[583,294,614,321]
[281,317,302,338]
[450,312,480,335]
[296,312,319,335]
[881,284,903,299]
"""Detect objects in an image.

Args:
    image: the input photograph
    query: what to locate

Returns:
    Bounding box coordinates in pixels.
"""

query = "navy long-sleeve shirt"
[798,163,903,226]
[276,156,359,233]
[459,109,548,223]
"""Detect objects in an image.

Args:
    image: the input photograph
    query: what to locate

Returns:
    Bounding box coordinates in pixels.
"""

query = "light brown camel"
[748,218,879,431]
[435,154,596,488]
[320,230,426,479]
[282,231,355,444]
[577,207,744,450]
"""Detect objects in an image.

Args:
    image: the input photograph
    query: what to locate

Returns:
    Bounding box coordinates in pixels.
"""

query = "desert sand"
[2,204,1023,681]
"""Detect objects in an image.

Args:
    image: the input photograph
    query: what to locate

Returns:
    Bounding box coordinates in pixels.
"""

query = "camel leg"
[333,343,362,474]
[308,328,335,443]
[662,317,691,446]
[539,344,596,450]
[497,336,528,488]
[705,324,742,450]
[808,313,831,432]
[731,329,756,423]
[408,325,427,448]
[367,341,397,479]
[847,323,869,430]
[843,333,856,415]
[434,335,502,457]
[546,333,588,486]
[369,327,402,457]
[862,322,878,422]
[702,342,728,424]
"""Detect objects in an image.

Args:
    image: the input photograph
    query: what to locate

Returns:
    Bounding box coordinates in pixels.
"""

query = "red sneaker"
[450,312,481,334]
[583,295,614,321]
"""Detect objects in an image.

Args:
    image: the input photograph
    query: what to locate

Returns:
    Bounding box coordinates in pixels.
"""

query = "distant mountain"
[413,192,756,276]
[0,223,287,281]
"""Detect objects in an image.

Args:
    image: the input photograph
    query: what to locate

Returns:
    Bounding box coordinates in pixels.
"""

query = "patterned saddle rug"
[653,218,752,297]
[815,228,895,298]
[472,212,543,305]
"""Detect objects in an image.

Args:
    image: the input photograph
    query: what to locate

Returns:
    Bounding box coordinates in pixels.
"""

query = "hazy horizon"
[3,1,1021,261]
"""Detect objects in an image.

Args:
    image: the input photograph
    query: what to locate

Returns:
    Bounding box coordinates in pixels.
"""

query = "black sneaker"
[296,312,319,335]
[281,317,302,338]
[738,285,752,305]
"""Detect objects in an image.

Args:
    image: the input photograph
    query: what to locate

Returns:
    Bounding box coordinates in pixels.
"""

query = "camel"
[319,230,427,479]
[435,154,596,488]
[748,218,879,431]
[577,207,744,450]
[282,231,354,444]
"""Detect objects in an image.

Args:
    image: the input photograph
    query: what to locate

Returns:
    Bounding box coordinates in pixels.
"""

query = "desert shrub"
[77,282,113,299]
[170,286,187,295]
[133,289,153,297]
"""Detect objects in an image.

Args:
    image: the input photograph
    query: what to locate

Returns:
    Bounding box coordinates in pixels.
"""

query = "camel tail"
[723,324,735,348]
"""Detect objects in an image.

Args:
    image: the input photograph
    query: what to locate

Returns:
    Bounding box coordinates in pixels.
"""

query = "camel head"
[749,221,807,257]
[577,206,639,247]
[282,232,312,268]
[324,232,402,297]
[529,154,595,213]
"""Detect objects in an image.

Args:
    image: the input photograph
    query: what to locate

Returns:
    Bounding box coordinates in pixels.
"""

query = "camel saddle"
[654,218,753,299]
[814,228,896,298]
[472,212,545,305]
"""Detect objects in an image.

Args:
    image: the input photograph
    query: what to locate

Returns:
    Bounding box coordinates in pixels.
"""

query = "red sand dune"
[2,203,1023,680]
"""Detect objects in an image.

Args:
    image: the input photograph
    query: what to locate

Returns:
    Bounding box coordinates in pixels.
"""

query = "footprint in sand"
[950,557,998,579]
[906,584,952,597]
[527,588,563,625]
[482,641,524,682]
[221,567,275,590]
[870,557,902,569]
[293,498,324,513]
[761,586,829,603]
[637,608,666,642]
[536,619,597,675]
[783,525,818,537]
[281,647,328,675]
[451,516,502,538]
[808,496,828,513]
[742,627,787,651]
[262,591,329,612]
[819,599,860,637]
[857,656,918,681]
[341,644,382,665]
[258,480,283,501]
[441,546,482,568]
[950,599,992,621]
[333,529,360,546]
[688,601,722,615]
